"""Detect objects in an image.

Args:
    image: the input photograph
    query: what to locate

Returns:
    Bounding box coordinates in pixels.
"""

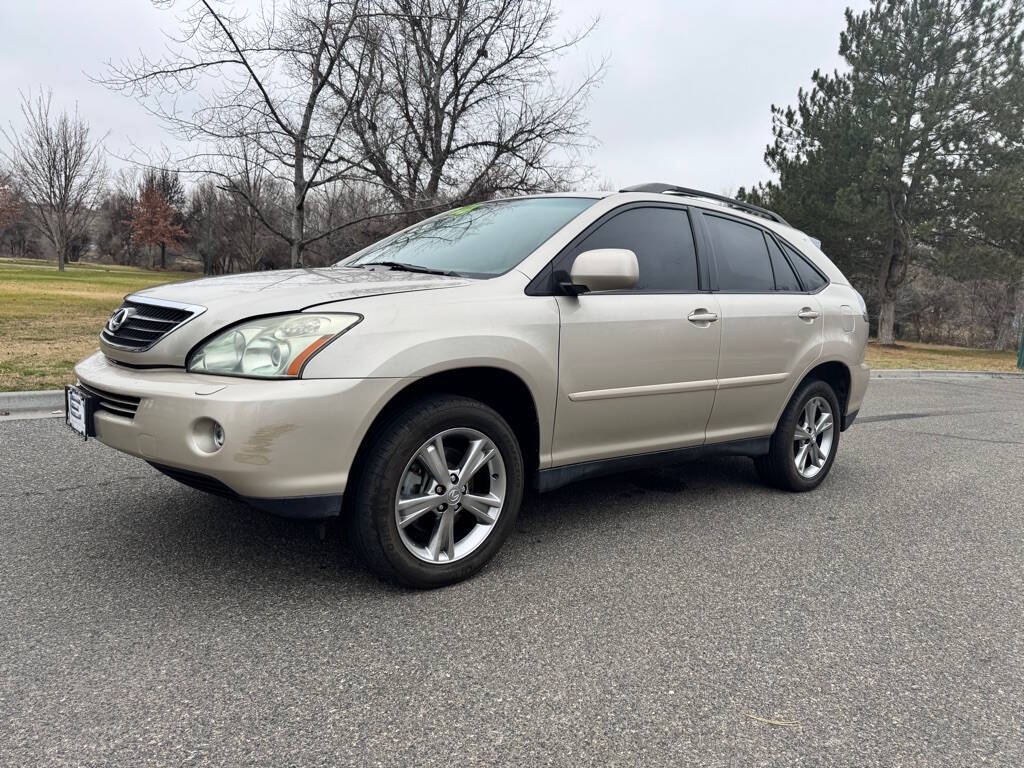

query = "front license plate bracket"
[65,385,96,439]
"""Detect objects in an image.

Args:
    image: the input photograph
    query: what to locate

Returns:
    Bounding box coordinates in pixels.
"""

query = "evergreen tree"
[764,0,1024,344]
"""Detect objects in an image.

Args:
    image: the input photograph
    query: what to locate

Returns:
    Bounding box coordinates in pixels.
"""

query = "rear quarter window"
[765,235,801,291]
[782,243,828,291]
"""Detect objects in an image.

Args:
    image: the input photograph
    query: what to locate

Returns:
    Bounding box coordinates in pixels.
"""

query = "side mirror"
[565,248,639,294]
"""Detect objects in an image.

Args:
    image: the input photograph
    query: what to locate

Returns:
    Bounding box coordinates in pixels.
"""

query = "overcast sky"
[0,0,869,194]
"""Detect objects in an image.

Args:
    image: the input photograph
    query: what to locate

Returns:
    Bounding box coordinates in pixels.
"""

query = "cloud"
[554,0,867,192]
[0,0,867,193]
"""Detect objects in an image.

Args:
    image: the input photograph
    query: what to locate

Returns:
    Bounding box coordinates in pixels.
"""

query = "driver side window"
[557,206,699,292]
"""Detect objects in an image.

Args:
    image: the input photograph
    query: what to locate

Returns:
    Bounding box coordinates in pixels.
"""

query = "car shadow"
[71,455,765,592]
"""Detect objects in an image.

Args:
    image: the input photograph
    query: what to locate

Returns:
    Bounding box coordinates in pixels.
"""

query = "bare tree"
[0,169,32,258]
[222,142,284,270]
[1,91,106,271]
[187,180,231,274]
[337,0,601,212]
[97,169,140,265]
[99,0,375,267]
[0,167,22,232]
[302,178,393,263]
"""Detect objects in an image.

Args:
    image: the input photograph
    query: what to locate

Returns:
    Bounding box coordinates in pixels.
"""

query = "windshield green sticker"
[448,203,482,216]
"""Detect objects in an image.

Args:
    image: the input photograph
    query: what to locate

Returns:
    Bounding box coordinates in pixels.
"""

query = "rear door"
[699,212,824,443]
[550,205,722,466]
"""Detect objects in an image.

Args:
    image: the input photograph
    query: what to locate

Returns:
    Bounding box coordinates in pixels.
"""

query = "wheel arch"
[794,359,853,430]
[345,366,542,505]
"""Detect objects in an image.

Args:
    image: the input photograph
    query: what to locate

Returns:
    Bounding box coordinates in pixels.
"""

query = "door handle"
[687,309,719,324]
[798,308,820,321]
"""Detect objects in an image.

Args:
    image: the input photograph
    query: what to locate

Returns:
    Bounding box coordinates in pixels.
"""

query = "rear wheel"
[347,395,524,588]
[754,378,840,492]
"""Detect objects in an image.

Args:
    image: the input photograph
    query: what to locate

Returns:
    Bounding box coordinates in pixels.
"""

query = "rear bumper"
[74,352,408,514]
[842,408,860,430]
[845,362,870,428]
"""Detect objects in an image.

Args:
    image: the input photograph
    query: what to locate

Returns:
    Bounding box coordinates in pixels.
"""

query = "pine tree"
[765,0,1024,344]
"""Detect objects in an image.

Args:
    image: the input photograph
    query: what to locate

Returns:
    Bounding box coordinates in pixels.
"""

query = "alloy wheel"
[394,427,507,564]
[793,396,835,479]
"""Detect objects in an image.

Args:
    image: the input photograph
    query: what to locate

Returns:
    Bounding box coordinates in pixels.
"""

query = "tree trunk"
[877,297,897,345]
[290,202,303,268]
[994,282,1022,350]
[56,235,66,272]
[876,227,909,345]
[203,200,213,275]
[291,140,305,268]
[160,241,166,270]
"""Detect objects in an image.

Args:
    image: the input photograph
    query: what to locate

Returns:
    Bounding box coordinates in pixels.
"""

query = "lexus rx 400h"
[68,184,869,587]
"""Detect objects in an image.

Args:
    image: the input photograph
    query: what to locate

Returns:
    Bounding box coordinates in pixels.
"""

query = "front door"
[550,205,722,466]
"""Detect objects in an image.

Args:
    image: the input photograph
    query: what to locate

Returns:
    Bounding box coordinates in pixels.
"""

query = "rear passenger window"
[765,235,801,291]
[561,206,699,292]
[705,215,774,292]
[782,243,828,291]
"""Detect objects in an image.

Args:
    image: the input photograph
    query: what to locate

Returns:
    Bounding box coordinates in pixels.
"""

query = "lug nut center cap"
[446,488,463,505]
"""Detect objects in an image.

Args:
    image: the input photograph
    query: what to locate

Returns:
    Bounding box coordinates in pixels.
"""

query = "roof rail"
[619,183,789,226]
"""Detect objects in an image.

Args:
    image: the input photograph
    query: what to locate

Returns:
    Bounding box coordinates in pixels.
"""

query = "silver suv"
[69,184,870,587]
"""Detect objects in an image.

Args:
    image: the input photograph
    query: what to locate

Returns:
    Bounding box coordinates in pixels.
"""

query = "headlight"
[187,313,361,378]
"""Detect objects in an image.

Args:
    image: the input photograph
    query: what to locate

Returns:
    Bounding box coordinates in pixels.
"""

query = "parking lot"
[2,376,1023,766]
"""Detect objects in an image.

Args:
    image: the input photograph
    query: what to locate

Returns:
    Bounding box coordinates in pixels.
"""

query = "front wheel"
[754,378,841,492]
[347,395,524,588]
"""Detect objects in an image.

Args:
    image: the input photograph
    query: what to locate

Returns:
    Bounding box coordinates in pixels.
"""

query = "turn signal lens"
[286,335,335,376]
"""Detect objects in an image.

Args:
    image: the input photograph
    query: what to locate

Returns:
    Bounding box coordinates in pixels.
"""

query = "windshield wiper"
[369,260,461,277]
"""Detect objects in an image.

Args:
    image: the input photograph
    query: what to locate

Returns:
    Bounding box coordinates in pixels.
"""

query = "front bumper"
[74,352,408,517]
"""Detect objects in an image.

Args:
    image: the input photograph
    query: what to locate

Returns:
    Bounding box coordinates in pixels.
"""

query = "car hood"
[99,266,471,366]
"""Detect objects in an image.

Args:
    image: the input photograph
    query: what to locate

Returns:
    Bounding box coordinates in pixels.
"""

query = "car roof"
[488,190,825,258]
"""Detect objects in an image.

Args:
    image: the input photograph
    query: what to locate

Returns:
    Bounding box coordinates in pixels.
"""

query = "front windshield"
[340,197,597,277]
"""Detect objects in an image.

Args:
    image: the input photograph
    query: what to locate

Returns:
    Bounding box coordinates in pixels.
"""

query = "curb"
[870,369,1024,380]
[0,389,65,415]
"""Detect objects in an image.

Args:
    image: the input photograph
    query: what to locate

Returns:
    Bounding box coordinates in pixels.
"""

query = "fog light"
[192,417,226,453]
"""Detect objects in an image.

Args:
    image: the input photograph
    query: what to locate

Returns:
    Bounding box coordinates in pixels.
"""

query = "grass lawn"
[0,259,193,391]
[866,340,1020,372]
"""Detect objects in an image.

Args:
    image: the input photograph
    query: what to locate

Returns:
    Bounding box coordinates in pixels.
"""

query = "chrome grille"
[78,382,142,420]
[100,297,204,351]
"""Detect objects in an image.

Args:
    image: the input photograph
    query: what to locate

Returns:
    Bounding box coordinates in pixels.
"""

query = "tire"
[754,378,841,492]
[346,394,524,588]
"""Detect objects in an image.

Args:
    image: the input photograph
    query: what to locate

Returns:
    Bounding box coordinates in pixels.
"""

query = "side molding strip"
[716,372,788,390]
[568,373,788,402]
[568,378,717,401]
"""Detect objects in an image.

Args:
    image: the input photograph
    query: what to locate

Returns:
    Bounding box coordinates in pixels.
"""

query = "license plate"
[65,385,92,439]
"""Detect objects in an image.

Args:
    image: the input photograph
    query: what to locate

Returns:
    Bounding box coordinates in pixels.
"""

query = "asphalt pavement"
[2,376,1023,766]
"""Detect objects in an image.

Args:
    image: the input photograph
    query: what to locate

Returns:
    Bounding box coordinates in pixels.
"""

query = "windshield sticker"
[447,203,482,216]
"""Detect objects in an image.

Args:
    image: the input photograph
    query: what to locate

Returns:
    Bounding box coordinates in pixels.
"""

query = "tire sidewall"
[774,379,841,491]
[355,397,524,588]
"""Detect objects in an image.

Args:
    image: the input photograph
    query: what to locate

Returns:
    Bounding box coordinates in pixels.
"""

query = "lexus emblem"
[107,307,135,332]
